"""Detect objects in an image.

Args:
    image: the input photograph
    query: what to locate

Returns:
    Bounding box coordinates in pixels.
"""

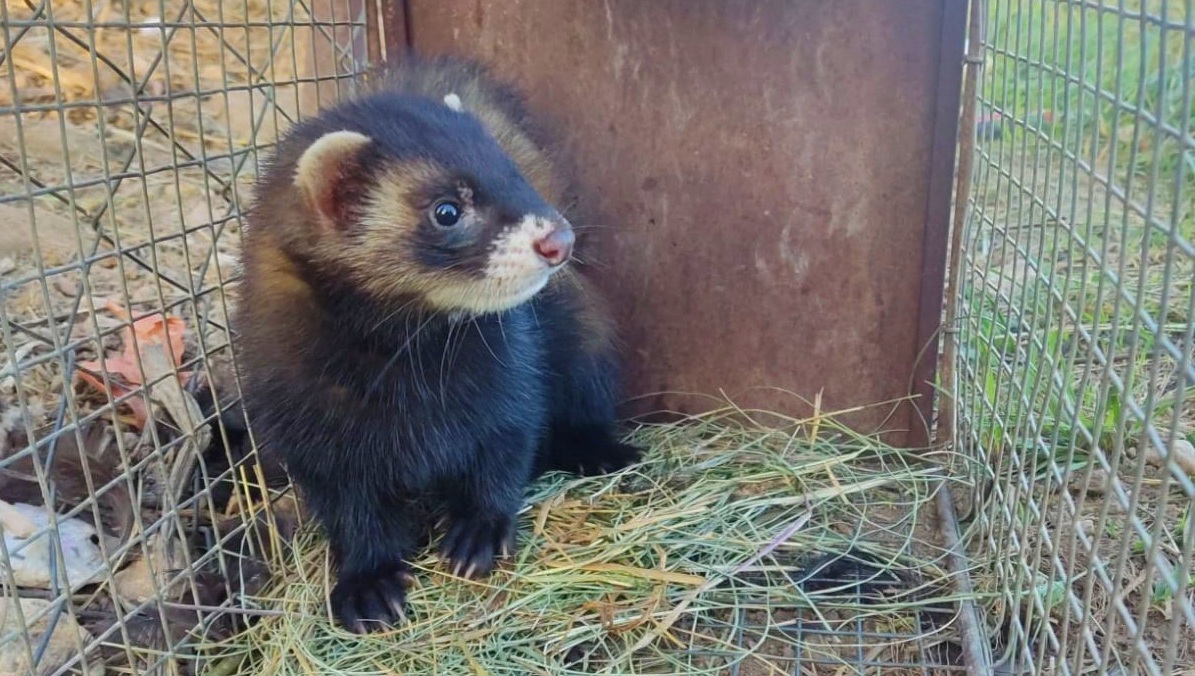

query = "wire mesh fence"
[955,0,1195,674]
[0,0,371,672]
[11,0,1191,674]
[0,2,975,673]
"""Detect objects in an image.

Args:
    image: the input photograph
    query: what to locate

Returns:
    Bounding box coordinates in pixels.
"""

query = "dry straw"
[202,404,972,675]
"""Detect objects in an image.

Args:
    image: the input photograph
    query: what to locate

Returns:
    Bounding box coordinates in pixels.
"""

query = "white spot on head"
[443,93,463,112]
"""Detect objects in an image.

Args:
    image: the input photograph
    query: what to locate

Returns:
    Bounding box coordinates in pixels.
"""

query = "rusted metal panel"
[394,0,964,447]
[365,0,382,63]
[379,0,409,61]
[915,0,969,448]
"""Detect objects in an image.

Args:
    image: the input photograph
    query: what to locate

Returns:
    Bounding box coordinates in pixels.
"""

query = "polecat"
[233,55,640,633]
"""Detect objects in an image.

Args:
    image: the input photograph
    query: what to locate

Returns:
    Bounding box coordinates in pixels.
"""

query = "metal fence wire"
[0,0,370,673]
[0,3,968,673]
[1,0,1191,675]
[954,0,1195,674]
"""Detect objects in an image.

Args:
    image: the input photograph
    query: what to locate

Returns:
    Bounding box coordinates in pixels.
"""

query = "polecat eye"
[432,200,463,227]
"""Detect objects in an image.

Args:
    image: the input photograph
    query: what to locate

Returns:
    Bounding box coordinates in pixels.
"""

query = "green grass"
[958,1,1195,668]
[984,0,1195,200]
[963,0,1195,463]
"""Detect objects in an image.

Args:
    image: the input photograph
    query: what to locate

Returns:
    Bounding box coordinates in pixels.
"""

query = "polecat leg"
[305,488,419,633]
[438,427,535,578]
[540,423,641,477]
[330,567,412,634]
[538,354,642,477]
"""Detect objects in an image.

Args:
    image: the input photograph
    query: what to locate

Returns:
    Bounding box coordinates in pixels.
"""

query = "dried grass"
[202,407,971,675]
[2,0,312,137]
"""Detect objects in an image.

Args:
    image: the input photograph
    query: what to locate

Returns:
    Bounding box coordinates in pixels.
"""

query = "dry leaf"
[80,300,188,382]
[84,604,208,665]
[0,500,107,590]
[0,421,135,547]
[113,532,189,606]
[85,567,237,674]
[112,557,165,605]
[74,300,191,430]
[0,597,98,676]
[266,492,306,543]
[138,341,210,503]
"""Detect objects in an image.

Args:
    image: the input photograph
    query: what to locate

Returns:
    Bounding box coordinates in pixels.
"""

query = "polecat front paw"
[331,566,413,634]
[541,428,643,478]
[574,440,642,476]
[438,514,516,579]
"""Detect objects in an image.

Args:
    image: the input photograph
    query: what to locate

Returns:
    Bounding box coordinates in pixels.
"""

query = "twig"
[628,504,814,652]
[159,601,286,618]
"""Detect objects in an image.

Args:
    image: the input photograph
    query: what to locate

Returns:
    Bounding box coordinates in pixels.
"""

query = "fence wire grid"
[955,0,1195,674]
[0,0,371,673]
[0,2,970,674]
[2,0,1192,675]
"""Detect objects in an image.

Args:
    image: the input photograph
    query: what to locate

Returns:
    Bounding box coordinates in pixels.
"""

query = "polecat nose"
[533,226,575,267]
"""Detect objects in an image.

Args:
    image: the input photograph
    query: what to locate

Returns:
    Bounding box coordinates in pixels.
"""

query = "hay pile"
[205,409,967,675]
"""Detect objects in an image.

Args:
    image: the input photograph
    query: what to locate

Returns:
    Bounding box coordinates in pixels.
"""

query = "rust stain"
[399,0,962,446]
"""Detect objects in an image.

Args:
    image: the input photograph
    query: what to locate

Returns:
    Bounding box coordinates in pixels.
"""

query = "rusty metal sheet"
[394,0,965,447]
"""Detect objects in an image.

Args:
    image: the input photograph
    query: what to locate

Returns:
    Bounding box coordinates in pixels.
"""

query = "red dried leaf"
[74,301,190,429]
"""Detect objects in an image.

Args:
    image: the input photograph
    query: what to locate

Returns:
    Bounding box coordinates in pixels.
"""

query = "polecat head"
[286,93,574,315]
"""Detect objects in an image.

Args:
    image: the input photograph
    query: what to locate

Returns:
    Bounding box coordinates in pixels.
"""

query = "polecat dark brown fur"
[233,55,640,633]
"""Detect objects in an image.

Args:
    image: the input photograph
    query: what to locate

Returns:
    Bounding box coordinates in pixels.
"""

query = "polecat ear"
[293,130,372,229]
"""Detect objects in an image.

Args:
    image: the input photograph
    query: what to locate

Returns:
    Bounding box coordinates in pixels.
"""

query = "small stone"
[1070,468,1111,496]
[113,534,188,604]
[0,257,15,275]
[1144,438,1195,477]
[0,597,97,676]
[52,277,79,297]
